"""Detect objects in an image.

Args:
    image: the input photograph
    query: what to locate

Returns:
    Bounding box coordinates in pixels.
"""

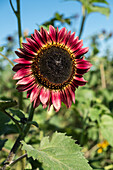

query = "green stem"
[2,103,35,170]
[78,5,86,39]
[0,52,14,66]
[9,0,16,14]
[10,153,27,167]
[9,0,23,109]
[2,110,22,132]
[16,0,23,48]
[16,0,23,109]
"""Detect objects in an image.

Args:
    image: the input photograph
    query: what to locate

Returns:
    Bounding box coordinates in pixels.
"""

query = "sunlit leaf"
[100,115,113,147]
[89,108,100,122]
[22,132,92,170]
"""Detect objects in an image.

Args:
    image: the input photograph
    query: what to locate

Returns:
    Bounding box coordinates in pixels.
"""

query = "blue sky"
[0,0,113,49]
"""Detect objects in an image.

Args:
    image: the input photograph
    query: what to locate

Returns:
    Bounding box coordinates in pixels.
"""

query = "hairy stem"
[2,103,35,170]
[78,5,86,39]
[0,53,14,66]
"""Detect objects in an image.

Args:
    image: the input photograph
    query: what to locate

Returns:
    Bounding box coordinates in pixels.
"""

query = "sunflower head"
[13,25,92,111]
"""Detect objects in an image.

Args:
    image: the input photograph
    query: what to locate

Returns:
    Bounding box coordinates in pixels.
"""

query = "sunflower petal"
[52,91,61,111]
[40,88,50,104]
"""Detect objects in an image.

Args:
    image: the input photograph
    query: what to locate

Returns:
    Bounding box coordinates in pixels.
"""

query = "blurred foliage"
[0,0,113,169]
[65,0,110,17]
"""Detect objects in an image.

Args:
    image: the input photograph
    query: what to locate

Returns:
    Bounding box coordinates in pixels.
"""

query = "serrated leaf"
[0,100,17,109]
[100,115,113,147]
[21,132,92,170]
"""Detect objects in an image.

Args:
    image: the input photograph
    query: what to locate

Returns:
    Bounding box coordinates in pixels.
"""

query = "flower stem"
[78,5,86,39]
[0,52,14,66]
[2,103,35,170]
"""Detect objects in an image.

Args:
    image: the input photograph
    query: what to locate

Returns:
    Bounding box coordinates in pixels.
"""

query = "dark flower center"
[39,46,72,84]
[32,46,75,89]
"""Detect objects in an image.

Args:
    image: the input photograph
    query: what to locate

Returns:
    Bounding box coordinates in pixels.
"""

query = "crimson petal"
[30,85,42,102]
[68,86,75,104]
[40,27,52,44]
[16,76,35,85]
[13,68,32,80]
[33,96,40,108]
[67,32,75,47]
[74,47,89,58]
[17,81,35,92]
[34,29,44,47]
[65,88,72,108]
[71,40,83,52]
[73,76,87,86]
[49,25,57,42]
[14,58,32,64]
[57,27,67,43]
[12,64,31,72]
[40,88,50,104]
[52,90,61,111]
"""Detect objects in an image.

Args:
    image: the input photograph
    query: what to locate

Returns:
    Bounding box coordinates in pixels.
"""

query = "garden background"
[0,0,113,169]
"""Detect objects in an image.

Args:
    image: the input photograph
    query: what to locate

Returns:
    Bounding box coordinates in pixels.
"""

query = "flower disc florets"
[13,25,92,111]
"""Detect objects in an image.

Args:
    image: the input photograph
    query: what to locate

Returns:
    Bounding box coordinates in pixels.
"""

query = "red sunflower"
[13,25,92,111]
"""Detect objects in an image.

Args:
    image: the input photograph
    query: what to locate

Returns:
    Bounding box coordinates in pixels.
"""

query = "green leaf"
[0,99,17,110]
[0,46,4,52]
[0,111,10,135]
[90,0,109,5]
[22,132,92,170]
[9,109,25,119]
[0,111,18,135]
[55,12,63,21]
[87,5,110,17]
[65,0,110,17]
[89,108,100,122]
[0,139,8,151]
[27,121,39,128]
[38,25,49,31]
[100,115,113,147]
